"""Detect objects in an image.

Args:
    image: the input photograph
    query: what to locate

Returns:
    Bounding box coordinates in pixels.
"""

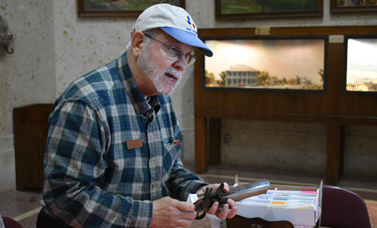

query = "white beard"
[137,46,182,96]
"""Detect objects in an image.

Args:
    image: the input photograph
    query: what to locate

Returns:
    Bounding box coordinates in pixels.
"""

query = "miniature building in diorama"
[225,64,258,87]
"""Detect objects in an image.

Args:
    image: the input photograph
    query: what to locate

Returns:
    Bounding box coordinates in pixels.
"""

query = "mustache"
[163,68,182,80]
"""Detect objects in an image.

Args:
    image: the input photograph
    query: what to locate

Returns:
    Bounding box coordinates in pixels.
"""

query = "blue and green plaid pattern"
[40,51,206,228]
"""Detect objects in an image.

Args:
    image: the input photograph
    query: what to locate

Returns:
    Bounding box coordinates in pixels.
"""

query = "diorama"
[203,36,327,91]
[215,0,322,19]
[194,26,377,183]
[344,36,377,93]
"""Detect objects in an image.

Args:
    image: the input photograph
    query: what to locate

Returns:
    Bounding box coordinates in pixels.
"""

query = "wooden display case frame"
[194,26,377,185]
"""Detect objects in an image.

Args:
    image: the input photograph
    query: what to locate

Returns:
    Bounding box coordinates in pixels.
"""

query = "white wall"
[0,0,56,194]
[0,0,376,194]
[53,1,132,96]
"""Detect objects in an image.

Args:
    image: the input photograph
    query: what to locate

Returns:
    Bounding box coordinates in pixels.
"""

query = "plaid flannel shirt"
[40,51,207,228]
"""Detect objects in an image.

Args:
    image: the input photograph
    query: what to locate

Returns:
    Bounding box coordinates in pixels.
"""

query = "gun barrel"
[227,185,269,201]
[224,180,270,202]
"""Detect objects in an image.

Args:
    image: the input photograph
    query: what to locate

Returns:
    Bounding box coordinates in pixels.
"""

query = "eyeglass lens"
[144,33,196,66]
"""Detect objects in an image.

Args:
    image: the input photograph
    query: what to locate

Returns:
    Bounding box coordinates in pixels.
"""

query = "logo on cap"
[184,15,197,34]
[186,16,191,25]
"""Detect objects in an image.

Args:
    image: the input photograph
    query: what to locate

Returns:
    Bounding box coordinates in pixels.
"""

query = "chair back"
[1,217,23,228]
[321,186,371,228]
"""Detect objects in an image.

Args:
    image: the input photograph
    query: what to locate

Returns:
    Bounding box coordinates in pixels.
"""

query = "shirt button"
[151,184,155,191]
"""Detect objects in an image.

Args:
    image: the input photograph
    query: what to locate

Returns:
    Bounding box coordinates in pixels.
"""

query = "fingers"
[180,210,197,220]
[196,182,231,195]
[173,200,197,221]
[226,199,238,218]
[206,199,238,220]
[206,201,219,215]
[151,197,197,228]
[213,182,230,192]
[175,200,195,212]
[175,218,194,228]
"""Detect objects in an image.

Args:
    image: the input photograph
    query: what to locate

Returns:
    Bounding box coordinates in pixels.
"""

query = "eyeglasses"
[143,32,197,66]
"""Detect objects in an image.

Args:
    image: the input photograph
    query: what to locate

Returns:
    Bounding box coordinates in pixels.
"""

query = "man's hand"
[195,183,238,220]
[150,197,197,228]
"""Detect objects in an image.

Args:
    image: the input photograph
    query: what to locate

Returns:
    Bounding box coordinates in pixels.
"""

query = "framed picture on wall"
[344,36,377,93]
[215,0,323,19]
[78,0,185,17]
[203,36,328,92]
[331,0,377,13]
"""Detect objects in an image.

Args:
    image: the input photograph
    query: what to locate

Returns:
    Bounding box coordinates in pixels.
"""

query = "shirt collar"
[117,51,161,116]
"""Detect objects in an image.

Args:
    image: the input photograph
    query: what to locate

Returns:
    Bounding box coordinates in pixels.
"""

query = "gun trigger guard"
[195,211,206,220]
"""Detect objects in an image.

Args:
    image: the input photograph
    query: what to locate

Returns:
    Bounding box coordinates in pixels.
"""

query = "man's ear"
[131,31,145,57]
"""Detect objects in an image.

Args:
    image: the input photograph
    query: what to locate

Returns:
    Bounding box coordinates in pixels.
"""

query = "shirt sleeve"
[41,101,152,228]
[169,157,208,200]
[166,111,208,200]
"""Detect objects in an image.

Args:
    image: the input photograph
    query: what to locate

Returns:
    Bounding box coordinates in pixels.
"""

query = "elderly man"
[36,3,237,228]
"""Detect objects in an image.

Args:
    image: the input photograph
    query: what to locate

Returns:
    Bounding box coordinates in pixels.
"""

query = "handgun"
[194,180,270,219]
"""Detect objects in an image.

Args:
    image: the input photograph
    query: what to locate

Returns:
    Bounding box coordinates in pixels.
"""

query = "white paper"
[187,193,198,204]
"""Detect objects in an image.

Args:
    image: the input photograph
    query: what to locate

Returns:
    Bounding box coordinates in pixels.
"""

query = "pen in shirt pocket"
[167,140,181,146]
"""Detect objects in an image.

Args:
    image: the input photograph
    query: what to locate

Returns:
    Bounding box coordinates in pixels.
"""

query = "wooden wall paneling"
[194,26,377,177]
[209,118,221,165]
[195,116,208,173]
[326,124,345,185]
[13,104,52,190]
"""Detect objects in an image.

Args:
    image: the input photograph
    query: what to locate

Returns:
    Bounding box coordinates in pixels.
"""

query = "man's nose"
[173,55,187,71]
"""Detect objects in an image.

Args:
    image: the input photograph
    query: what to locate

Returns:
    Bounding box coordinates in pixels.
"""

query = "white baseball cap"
[132,4,213,57]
